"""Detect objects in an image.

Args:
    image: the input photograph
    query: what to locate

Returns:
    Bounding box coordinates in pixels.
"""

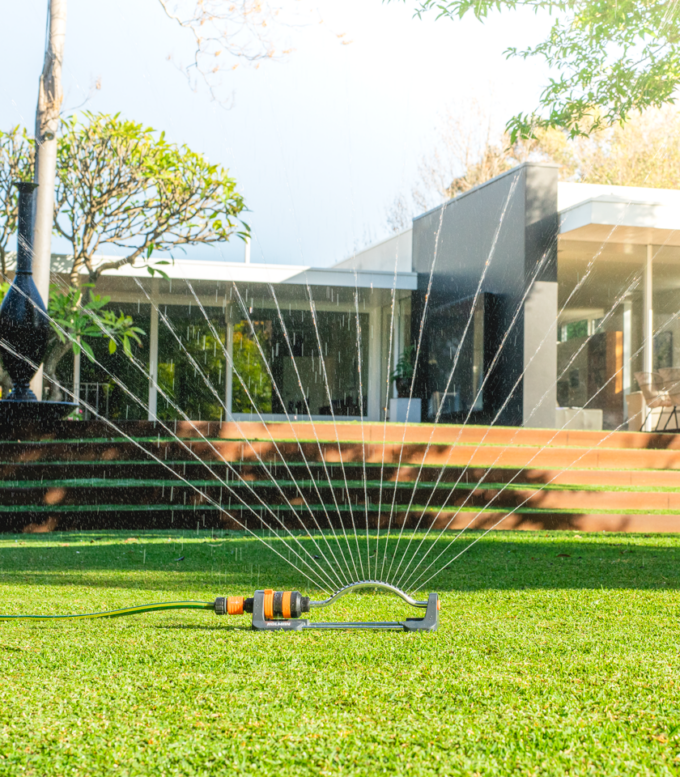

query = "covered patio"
[558,183,680,431]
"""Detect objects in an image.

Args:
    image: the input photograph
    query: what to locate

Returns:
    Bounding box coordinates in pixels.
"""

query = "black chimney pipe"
[16,181,36,273]
[0,182,50,401]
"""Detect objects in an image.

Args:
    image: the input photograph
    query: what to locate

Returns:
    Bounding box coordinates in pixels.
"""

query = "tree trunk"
[32,0,67,400]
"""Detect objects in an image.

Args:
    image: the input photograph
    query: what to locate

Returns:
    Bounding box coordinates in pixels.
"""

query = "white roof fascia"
[277,267,417,289]
[558,181,680,212]
[559,195,680,242]
[30,254,417,290]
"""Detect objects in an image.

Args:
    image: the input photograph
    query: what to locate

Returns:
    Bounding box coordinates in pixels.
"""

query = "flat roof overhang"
[559,195,680,247]
[40,254,418,291]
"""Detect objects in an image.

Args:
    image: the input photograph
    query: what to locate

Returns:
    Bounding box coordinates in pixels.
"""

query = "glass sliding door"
[156,305,227,421]
[230,304,369,418]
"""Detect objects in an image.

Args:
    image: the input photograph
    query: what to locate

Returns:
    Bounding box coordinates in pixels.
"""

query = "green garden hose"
[0,601,215,621]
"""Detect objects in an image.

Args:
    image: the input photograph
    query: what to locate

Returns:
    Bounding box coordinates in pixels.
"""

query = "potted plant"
[391,345,415,398]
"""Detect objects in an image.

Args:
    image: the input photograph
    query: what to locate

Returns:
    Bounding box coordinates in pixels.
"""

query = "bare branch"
[157,0,317,103]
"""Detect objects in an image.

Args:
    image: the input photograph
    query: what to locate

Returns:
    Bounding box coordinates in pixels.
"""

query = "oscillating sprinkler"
[217,581,439,631]
[0,581,439,632]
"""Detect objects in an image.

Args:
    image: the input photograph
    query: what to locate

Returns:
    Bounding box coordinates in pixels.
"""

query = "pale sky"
[1,0,554,266]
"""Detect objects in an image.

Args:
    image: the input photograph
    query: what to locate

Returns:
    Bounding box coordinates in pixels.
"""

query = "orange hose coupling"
[226,596,244,615]
[263,589,275,619]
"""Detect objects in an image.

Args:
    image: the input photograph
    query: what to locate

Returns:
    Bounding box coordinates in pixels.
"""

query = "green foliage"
[0,281,144,369]
[156,312,229,422]
[47,285,144,362]
[54,112,249,284]
[399,0,680,139]
[390,344,416,382]
[232,320,273,414]
[0,529,679,775]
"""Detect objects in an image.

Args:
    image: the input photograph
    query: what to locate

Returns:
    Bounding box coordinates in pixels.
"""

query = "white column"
[367,306,382,421]
[622,298,632,419]
[392,299,401,400]
[73,340,81,406]
[226,319,234,420]
[643,245,654,374]
[147,282,159,421]
[643,245,654,431]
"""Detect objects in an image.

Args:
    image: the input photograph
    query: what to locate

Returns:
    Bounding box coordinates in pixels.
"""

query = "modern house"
[16,162,680,431]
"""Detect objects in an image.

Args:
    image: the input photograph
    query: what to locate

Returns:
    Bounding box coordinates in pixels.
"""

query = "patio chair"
[658,368,680,432]
[634,371,675,431]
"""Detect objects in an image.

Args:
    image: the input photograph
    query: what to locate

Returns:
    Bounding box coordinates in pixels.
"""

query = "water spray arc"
[2,161,677,620]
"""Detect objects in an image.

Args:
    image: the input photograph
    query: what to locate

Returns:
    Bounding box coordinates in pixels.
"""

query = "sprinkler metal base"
[244,581,439,632]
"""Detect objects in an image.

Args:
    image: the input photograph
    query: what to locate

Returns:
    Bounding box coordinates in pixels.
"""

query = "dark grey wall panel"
[410,162,559,427]
[412,165,526,298]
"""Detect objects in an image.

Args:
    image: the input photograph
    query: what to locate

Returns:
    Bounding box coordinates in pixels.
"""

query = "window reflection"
[231,307,369,417]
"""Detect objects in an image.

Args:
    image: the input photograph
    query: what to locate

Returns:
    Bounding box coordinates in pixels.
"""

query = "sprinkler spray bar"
[0,581,439,632]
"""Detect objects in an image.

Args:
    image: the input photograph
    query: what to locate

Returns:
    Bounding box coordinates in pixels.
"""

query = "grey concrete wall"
[411,162,559,428]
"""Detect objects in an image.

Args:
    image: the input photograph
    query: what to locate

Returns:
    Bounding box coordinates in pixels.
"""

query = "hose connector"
[214,591,310,618]
[214,595,245,616]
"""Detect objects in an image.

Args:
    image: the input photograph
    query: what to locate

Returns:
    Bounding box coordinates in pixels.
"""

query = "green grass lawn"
[1,529,680,776]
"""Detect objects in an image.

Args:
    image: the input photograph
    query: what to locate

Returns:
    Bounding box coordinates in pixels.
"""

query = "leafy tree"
[397,0,680,139]
[55,112,248,290]
[540,105,680,187]
[0,113,248,398]
[386,102,547,230]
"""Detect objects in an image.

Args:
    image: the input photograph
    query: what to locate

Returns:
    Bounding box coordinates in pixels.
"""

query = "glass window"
[652,246,680,372]
[230,304,369,417]
[425,295,485,420]
[560,319,589,341]
[156,305,227,421]
[231,318,272,414]
[557,240,643,429]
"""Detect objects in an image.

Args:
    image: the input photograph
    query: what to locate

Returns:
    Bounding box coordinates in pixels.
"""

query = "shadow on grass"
[0,531,679,594]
